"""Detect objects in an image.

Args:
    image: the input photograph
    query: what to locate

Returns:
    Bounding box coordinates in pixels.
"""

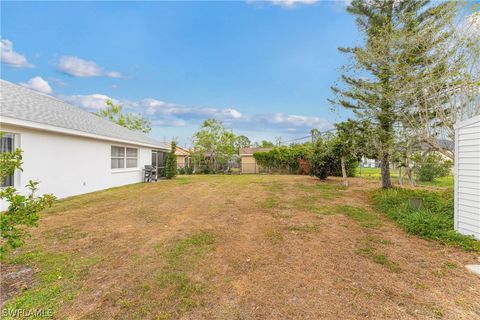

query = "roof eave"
[0,116,169,150]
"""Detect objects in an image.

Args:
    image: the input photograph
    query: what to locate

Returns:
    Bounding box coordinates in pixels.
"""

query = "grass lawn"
[356,167,454,188]
[1,175,479,319]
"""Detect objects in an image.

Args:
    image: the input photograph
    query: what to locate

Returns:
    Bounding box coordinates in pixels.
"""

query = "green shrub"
[178,167,186,175]
[253,143,313,173]
[371,188,479,251]
[165,142,177,179]
[413,152,452,182]
[0,137,55,255]
[310,138,358,180]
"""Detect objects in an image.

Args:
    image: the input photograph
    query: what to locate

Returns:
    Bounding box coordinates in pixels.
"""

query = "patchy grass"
[265,229,284,244]
[290,195,337,215]
[356,238,400,273]
[371,188,480,252]
[176,177,193,185]
[263,196,277,209]
[355,167,453,188]
[337,205,381,228]
[2,251,101,319]
[296,182,346,200]
[153,231,215,317]
[285,223,320,233]
[2,175,478,319]
[166,231,215,267]
[417,176,454,188]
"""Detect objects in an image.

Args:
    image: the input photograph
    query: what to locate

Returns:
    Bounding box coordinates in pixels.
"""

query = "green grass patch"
[147,231,215,318]
[262,196,277,209]
[355,167,454,188]
[265,229,284,244]
[356,239,400,273]
[166,231,215,267]
[417,175,454,188]
[175,177,193,185]
[2,251,101,319]
[289,195,337,215]
[371,188,480,252]
[296,183,346,200]
[337,205,381,228]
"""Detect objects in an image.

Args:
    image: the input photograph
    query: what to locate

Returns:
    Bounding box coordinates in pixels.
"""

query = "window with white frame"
[1,133,16,187]
[111,146,138,169]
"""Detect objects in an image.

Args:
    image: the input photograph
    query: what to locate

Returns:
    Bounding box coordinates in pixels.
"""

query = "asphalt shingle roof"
[0,80,168,149]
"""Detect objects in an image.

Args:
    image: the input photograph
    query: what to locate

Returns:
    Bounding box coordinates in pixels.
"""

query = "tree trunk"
[380,151,392,189]
[398,166,403,187]
[341,156,348,187]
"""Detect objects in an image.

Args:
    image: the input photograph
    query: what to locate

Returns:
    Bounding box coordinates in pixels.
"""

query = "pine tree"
[330,0,457,188]
[165,141,177,179]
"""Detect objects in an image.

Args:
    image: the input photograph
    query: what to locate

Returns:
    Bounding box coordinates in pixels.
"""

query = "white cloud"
[59,94,331,132]
[270,0,318,7]
[57,56,122,78]
[0,38,34,68]
[20,76,52,94]
[60,93,113,110]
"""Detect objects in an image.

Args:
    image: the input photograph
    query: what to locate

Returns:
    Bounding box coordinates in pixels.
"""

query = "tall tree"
[255,140,275,148]
[234,135,251,153]
[333,119,375,186]
[192,119,236,170]
[95,100,151,133]
[330,0,457,188]
[397,6,479,160]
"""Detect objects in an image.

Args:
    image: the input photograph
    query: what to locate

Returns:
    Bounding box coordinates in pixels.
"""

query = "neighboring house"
[360,157,377,168]
[239,147,272,174]
[175,146,191,169]
[0,80,169,210]
[454,114,480,240]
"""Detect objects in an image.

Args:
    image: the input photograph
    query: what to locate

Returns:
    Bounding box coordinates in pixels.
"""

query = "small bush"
[413,153,452,182]
[371,188,479,252]
[165,142,178,179]
[178,167,186,175]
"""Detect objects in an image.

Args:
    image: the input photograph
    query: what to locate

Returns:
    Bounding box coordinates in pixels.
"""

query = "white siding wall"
[455,115,480,240]
[1,124,156,210]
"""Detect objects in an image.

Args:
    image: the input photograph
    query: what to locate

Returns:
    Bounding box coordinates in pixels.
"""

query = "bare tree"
[396,10,480,161]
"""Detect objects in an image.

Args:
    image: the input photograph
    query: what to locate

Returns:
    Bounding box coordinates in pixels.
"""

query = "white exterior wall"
[1,124,158,210]
[454,115,480,240]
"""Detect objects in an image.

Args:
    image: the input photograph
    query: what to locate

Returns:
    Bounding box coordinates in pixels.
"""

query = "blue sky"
[1,0,359,146]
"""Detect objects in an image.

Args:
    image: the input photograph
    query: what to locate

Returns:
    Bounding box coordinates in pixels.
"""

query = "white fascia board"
[0,116,169,151]
[457,115,480,129]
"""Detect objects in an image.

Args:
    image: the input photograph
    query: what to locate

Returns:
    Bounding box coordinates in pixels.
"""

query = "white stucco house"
[0,80,169,210]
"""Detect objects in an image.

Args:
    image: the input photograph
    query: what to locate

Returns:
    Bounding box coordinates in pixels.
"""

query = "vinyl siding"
[455,115,480,240]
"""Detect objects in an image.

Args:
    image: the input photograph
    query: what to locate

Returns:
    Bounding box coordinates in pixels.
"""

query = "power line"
[280,127,337,145]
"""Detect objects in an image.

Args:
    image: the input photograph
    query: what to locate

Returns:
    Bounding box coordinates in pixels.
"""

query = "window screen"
[1,133,15,187]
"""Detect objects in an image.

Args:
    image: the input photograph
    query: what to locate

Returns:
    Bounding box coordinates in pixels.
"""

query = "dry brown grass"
[2,175,479,319]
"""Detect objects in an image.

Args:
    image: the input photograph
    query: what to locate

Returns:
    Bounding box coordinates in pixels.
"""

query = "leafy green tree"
[310,131,359,181]
[255,140,275,148]
[333,119,375,186]
[330,0,456,188]
[164,141,177,179]
[192,119,236,171]
[95,100,151,133]
[0,135,55,255]
[234,135,251,152]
